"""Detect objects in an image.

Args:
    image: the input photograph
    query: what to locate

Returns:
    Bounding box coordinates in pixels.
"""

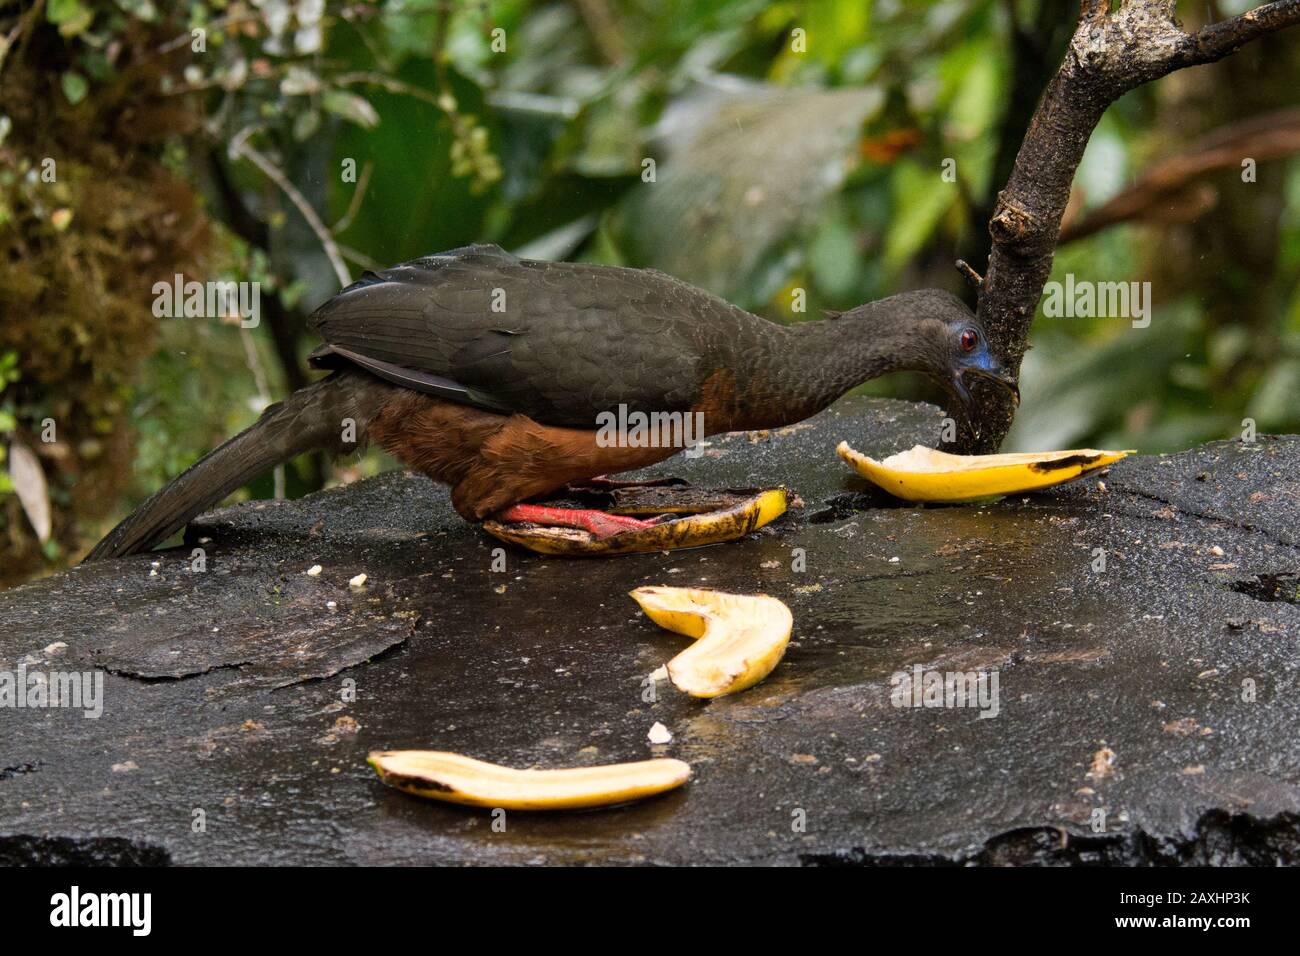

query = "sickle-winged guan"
[86,243,1018,560]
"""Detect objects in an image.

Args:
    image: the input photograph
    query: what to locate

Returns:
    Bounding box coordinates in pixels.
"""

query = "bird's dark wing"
[307,244,756,428]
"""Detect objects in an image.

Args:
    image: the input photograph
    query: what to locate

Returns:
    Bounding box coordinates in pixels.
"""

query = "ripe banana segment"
[631,586,792,698]
[837,442,1133,503]
[368,750,691,810]
[482,488,787,557]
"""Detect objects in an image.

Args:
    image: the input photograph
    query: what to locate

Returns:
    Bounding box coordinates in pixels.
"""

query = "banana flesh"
[837,442,1133,504]
[483,488,787,556]
[630,586,792,698]
[368,750,691,810]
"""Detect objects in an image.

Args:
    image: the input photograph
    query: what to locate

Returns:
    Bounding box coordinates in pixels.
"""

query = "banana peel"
[483,488,787,556]
[631,586,792,698]
[368,750,691,810]
[836,442,1134,504]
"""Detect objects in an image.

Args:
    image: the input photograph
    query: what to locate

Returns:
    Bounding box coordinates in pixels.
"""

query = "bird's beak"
[955,365,1020,411]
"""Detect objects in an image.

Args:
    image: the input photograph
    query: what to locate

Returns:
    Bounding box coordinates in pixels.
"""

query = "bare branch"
[335,72,444,110]
[571,0,630,64]
[229,127,351,289]
[238,326,285,500]
[1186,0,1300,65]
[331,160,374,235]
[955,0,1300,452]
[0,0,46,78]
[337,243,384,273]
[955,259,985,290]
[1060,107,1300,243]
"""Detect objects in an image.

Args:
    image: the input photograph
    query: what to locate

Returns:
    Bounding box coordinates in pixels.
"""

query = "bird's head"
[945,318,1020,415]
[892,290,1020,417]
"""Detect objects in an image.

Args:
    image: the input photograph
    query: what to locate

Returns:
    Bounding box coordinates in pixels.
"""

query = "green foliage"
[4,0,1299,584]
[0,351,19,496]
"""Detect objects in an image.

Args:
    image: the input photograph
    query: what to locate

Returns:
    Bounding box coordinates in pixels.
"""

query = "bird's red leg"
[495,503,658,539]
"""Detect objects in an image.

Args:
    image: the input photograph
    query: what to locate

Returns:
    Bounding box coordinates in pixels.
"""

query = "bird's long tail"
[85,370,397,561]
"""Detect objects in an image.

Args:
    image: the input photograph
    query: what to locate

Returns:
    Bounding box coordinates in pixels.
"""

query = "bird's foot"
[495,503,659,540]
[482,489,789,556]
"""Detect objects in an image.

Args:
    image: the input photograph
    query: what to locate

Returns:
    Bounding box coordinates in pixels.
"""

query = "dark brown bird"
[87,244,1017,559]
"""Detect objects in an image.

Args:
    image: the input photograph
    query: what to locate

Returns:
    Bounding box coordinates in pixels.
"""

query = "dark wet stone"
[0,398,1297,865]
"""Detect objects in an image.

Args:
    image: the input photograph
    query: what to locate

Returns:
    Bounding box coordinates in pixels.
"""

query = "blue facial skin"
[952,332,1019,413]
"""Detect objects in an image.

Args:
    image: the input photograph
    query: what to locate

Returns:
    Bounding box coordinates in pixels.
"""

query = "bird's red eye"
[960,328,978,352]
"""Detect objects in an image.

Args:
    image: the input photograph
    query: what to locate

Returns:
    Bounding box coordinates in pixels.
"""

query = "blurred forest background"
[2,0,1299,585]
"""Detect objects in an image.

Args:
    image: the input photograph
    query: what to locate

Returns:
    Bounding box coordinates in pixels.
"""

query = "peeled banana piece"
[631,586,792,698]
[837,442,1133,504]
[368,750,691,810]
[483,488,787,557]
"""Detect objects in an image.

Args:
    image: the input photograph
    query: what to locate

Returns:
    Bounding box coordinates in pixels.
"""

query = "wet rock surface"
[1,397,1297,865]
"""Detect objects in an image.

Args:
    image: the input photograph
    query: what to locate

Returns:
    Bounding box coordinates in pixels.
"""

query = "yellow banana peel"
[368,750,691,810]
[836,442,1134,504]
[483,488,787,556]
[630,586,792,698]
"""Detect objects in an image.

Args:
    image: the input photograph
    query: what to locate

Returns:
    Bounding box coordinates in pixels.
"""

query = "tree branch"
[1188,0,1300,64]
[960,0,1075,292]
[229,126,351,288]
[1059,107,1300,244]
[955,0,1300,452]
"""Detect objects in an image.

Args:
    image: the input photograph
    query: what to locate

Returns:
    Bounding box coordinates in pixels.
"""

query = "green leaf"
[808,206,860,300]
[328,60,494,265]
[280,66,322,96]
[322,90,380,130]
[47,0,84,25]
[1247,358,1300,430]
[61,71,89,105]
[883,159,954,272]
[115,0,159,22]
[293,109,321,142]
[47,0,80,23]
[49,0,93,37]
